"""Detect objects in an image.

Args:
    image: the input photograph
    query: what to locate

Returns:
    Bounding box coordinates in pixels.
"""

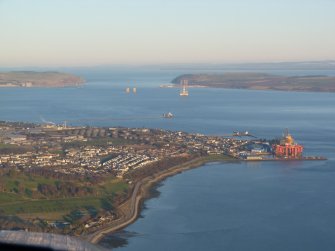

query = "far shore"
[160,83,335,93]
[84,155,236,244]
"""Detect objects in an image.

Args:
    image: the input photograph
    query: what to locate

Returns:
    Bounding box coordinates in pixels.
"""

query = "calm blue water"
[1,68,335,250]
[101,161,335,251]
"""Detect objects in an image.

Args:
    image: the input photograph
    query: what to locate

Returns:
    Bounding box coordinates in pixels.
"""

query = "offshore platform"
[125,87,137,94]
[273,129,304,158]
[229,129,326,161]
[180,79,189,96]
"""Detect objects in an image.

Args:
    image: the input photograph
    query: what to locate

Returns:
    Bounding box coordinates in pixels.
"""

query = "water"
[1,67,335,250]
[100,161,335,251]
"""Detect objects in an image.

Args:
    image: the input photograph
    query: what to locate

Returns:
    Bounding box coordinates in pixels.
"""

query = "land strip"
[168,73,335,92]
[0,71,84,88]
[1,121,323,239]
[0,122,244,235]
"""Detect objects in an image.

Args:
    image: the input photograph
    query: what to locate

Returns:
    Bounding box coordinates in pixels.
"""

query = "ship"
[233,131,256,137]
[162,112,174,118]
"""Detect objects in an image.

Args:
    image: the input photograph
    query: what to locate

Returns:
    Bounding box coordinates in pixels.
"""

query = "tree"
[25,188,32,197]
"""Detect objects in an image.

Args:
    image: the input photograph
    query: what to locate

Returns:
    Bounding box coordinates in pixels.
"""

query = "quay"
[242,156,327,161]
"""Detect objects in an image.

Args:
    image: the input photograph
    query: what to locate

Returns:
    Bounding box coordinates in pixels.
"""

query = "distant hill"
[0,71,85,88]
[171,73,335,92]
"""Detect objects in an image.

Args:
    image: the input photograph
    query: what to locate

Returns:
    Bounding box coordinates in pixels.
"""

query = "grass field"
[0,172,128,220]
[1,172,57,194]
[1,196,103,215]
[0,143,15,149]
[0,192,24,203]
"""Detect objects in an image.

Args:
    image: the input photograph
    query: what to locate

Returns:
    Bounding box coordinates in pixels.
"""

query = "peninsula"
[0,121,325,244]
[0,71,85,88]
[168,73,335,92]
[0,121,242,238]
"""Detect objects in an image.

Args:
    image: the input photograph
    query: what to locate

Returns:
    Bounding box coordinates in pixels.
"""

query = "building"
[3,134,27,144]
[273,130,303,158]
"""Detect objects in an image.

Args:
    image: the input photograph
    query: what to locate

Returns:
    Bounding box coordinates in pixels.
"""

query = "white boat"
[162,112,174,118]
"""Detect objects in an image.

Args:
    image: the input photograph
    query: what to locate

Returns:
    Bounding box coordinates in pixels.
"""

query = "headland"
[165,73,335,92]
[0,121,326,244]
[0,71,85,88]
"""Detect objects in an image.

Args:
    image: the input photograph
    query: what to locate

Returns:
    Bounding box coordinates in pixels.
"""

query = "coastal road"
[87,181,142,244]
[86,156,229,244]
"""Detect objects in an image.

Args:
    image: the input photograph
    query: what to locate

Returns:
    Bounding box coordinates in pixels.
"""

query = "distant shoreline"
[0,71,85,88]
[169,73,335,93]
[0,84,84,88]
[160,84,335,93]
[85,155,235,244]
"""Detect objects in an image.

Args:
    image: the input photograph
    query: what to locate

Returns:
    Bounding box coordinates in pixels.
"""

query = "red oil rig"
[273,129,303,158]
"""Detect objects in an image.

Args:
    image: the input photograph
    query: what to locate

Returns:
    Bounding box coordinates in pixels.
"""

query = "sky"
[0,0,334,67]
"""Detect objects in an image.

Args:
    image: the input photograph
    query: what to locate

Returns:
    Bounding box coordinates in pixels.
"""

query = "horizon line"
[1,60,335,70]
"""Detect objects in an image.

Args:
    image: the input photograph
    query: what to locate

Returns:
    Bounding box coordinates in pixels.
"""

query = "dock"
[241,156,327,161]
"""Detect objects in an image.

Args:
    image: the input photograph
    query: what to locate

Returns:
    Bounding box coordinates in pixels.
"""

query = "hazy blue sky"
[1,0,334,67]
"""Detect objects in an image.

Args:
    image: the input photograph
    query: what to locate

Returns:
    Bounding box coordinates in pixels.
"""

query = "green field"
[1,172,57,194]
[1,196,104,215]
[0,172,128,220]
[0,193,24,203]
[0,143,14,149]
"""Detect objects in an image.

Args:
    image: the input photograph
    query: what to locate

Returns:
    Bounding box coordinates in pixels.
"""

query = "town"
[0,121,256,178]
[0,121,324,236]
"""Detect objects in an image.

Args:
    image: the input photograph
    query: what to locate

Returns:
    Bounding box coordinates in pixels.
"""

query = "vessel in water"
[162,112,174,118]
[180,79,189,96]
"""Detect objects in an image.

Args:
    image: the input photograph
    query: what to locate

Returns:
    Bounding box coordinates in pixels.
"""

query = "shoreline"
[159,84,335,93]
[85,155,235,244]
